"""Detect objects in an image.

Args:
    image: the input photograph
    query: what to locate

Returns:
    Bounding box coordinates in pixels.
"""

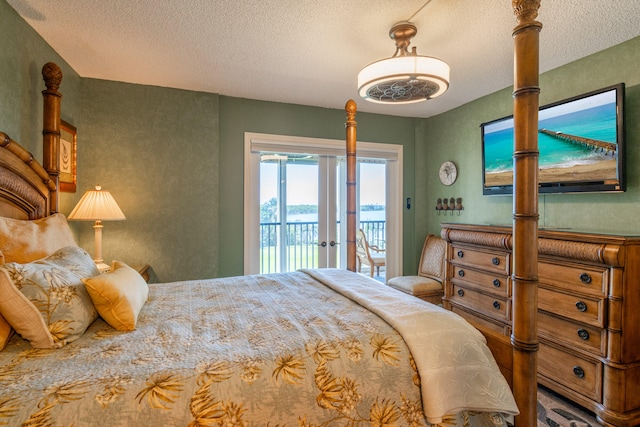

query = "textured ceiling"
[8,0,640,118]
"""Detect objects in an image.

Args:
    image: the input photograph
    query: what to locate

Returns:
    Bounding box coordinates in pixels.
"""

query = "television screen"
[481,83,625,195]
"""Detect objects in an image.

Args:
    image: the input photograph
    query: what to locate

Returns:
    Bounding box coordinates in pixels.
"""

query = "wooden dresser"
[440,223,640,427]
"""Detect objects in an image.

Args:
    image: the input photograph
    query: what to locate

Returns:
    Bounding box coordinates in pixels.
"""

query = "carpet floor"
[537,386,600,426]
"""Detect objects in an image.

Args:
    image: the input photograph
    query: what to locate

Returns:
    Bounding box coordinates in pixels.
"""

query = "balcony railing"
[259,220,385,274]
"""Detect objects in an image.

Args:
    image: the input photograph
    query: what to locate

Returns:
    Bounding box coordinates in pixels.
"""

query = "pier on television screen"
[481,83,625,195]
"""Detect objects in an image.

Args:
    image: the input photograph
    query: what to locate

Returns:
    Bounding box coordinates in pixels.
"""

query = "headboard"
[0,63,62,220]
[0,132,55,219]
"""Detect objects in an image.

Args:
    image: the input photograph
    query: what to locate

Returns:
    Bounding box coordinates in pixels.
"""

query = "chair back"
[418,234,446,281]
[355,229,370,263]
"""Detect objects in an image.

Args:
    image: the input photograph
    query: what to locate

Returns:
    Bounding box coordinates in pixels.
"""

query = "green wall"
[417,37,640,244]
[77,79,219,282]
[218,97,416,277]
[0,0,82,214]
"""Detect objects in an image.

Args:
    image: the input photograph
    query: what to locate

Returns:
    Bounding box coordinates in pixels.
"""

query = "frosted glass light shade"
[357,21,450,104]
[68,186,126,221]
[358,55,450,104]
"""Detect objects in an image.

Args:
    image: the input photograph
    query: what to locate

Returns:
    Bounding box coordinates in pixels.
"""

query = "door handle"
[318,241,327,247]
[329,240,339,247]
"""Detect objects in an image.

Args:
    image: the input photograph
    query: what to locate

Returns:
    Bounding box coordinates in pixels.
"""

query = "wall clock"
[439,161,457,186]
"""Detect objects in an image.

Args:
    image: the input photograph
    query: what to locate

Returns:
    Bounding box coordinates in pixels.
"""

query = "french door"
[258,154,342,272]
[244,133,403,278]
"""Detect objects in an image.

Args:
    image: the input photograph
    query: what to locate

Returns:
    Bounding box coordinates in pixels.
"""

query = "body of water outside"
[287,210,385,223]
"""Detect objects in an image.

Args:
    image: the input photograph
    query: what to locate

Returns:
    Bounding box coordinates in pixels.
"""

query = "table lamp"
[68,185,126,272]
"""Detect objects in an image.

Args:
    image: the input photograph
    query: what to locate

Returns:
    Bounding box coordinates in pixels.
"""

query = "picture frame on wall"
[59,120,77,193]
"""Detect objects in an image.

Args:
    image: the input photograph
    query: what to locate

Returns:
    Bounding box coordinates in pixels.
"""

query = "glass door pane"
[358,161,386,278]
[259,158,281,273]
[285,158,319,271]
[260,153,330,273]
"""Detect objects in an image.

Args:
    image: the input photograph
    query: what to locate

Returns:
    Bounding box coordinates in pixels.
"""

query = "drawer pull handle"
[575,301,587,312]
[457,250,464,258]
[573,366,585,378]
[493,279,501,287]
[493,301,501,310]
[458,269,465,277]
[577,329,590,340]
[492,257,500,266]
[457,289,465,297]
[580,273,592,284]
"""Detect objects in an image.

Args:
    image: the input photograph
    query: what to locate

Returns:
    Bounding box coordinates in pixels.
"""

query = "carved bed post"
[511,1,541,426]
[345,100,357,272]
[41,62,63,214]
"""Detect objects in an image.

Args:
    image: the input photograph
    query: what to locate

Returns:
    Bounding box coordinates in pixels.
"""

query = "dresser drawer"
[539,261,607,297]
[538,342,602,402]
[451,305,511,336]
[538,287,605,328]
[450,245,509,275]
[450,265,510,297]
[450,284,510,323]
[538,311,606,356]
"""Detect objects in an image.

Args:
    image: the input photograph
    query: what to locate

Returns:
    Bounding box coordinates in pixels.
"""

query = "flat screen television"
[481,83,625,195]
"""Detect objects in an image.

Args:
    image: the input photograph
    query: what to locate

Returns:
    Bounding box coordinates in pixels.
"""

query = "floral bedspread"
[0,269,516,426]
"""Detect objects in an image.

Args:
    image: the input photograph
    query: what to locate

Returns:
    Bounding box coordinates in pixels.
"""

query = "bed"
[0,1,544,424]
[0,69,522,427]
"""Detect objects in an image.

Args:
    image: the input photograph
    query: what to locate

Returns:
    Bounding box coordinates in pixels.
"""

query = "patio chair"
[387,234,446,305]
[355,229,385,278]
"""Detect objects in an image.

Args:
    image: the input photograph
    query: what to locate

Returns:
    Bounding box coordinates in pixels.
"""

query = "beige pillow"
[83,261,149,331]
[0,213,77,264]
[0,246,100,348]
[0,312,14,351]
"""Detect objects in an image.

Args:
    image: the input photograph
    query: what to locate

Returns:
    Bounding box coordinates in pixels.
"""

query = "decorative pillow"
[0,312,14,351]
[83,261,149,331]
[0,246,100,348]
[0,213,78,264]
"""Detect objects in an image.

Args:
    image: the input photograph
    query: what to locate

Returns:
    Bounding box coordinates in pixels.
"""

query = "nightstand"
[98,263,151,282]
[136,264,151,283]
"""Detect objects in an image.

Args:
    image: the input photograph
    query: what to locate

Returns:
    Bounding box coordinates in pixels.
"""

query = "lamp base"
[95,261,111,274]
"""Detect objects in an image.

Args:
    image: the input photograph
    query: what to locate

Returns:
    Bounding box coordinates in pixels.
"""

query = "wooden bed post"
[345,100,357,272]
[511,1,541,426]
[41,62,63,214]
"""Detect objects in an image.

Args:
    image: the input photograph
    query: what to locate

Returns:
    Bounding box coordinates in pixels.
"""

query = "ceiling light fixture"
[357,21,450,104]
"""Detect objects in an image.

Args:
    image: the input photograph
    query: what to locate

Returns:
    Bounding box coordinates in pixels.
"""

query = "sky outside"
[260,161,385,206]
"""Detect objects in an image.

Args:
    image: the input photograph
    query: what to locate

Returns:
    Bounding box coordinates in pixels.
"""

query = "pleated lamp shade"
[68,186,125,272]
[68,186,125,221]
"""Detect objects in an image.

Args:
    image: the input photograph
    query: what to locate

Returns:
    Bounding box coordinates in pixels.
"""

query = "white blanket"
[303,268,519,424]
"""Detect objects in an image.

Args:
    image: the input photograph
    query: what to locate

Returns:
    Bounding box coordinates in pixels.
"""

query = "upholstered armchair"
[387,234,446,304]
